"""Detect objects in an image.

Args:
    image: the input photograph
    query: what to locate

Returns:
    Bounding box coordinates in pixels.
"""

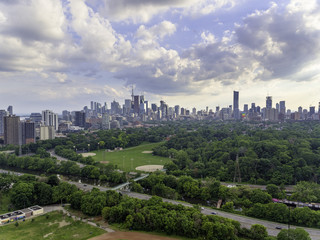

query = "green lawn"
[92,142,172,172]
[0,211,105,240]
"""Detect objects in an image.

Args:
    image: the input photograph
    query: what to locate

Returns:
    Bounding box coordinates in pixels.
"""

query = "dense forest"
[152,121,320,185]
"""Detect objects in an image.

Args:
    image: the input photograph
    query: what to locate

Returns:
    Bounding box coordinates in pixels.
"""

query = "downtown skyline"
[1,0,320,114]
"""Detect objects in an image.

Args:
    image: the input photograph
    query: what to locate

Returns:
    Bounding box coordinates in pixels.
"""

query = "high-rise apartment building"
[4,115,20,145]
[42,110,58,131]
[20,121,35,144]
[233,91,240,119]
[279,101,286,115]
[0,110,8,137]
[40,126,55,140]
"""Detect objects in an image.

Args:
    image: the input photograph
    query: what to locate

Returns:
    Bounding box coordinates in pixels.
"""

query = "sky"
[1,0,320,114]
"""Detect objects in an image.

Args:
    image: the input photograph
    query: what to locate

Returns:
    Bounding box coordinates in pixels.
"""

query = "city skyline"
[1,0,320,113]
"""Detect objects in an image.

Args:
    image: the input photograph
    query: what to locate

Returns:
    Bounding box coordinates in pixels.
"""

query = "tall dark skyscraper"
[75,111,86,127]
[20,121,35,144]
[134,96,140,114]
[4,115,20,145]
[279,101,286,115]
[233,91,240,119]
[7,106,13,115]
[266,96,272,109]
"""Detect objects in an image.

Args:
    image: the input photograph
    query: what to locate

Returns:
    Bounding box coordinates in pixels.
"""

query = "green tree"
[277,228,311,240]
[10,182,34,209]
[250,224,268,240]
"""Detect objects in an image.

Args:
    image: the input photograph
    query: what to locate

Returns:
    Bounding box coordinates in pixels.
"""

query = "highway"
[73,181,320,239]
[2,168,320,239]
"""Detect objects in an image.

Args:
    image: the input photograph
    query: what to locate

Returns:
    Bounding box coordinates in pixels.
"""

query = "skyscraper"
[233,91,239,119]
[42,110,59,131]
[279,101,286,115]
[20,121,35,144]
[134,96,140,115]
[266,96,272,109]
[75,111,86,127]
[4,115,20,145]
[0,110,8,137]
[7,106,13,115]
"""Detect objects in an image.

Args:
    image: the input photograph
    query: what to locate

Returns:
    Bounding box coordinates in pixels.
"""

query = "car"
[83,184,87,187]
[211,212,217,215]
[275,226,282,230]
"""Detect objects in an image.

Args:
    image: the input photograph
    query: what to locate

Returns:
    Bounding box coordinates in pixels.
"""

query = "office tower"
[310,106,315,116]
[206,106,209,113]
[91,101,94,110]
[192,107,196,115]
[279,101,286,115]
[243,104,248,113]
[4,115,20,145]
[140,95,144,104]
[145,101,149,115]
[134,96,140,114]
[174,105,180,116]
[251,103,256,112]
[7,106,13,115]
[266,96,272,109]
[151,104,158,112]
[102,113,110,130]
[20,121,35,144]
[318,102,320,114]
[276,103,279,112]
[30,113,42,124]
[75,111,86,127]
[233,91,240,119]
[180,107,186,115]
[256,106,261,113]
[124,99,132,114]
[0,110,8,137]
[62,110,71,121]
[216,106,220,112]
[40,126,55,140]
[111,100,121,114]
[42,110,59,131]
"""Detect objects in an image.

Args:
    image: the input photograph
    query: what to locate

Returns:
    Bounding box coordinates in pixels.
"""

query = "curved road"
[71,180,320,239]
[2,168,319,239]
[48,150,85,168]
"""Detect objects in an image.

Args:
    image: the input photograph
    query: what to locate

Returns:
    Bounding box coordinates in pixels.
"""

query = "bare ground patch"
[44,232,53,238]
[81,153,97,157]
[100,161,110,164]
[89,232,178,240]
[135,165,163,172]
[142,151,153,154]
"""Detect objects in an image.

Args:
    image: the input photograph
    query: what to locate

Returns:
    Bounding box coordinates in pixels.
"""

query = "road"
[73,183,320,239]
[48,150,85,168]
[1,168,320,239]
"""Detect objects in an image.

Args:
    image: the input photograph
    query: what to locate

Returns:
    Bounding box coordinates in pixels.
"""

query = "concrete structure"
[4,115,20,145]
[42,110,59,131]
[40,125,55,140]
[74,111,86,127]
[20,121,36,144]
[0,109,8,137]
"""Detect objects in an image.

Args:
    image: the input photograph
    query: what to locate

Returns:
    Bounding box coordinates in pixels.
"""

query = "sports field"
[0,211,105,240]
[92,142,172,172]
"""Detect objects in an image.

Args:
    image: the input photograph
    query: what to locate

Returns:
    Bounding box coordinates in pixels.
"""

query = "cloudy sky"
[1,0,320,114]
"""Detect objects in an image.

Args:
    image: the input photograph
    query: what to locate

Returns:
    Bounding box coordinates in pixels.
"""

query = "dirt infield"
[89,232,178,240]
[142,151,153,154]
[81,153,97,157]
[135,165,163,172]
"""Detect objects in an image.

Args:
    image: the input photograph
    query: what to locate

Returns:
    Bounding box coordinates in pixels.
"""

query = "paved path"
[48,150,85,168]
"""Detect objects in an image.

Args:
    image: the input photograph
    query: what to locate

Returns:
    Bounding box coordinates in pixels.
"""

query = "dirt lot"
[135,165,163,172]
[81,153,97,157]
[89,232,179,240]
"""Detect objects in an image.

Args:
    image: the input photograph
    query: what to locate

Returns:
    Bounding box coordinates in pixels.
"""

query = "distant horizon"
[1,0,320,113]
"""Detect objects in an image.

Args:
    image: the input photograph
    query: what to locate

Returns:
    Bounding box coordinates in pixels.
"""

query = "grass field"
[92,142,172,172]
[0,211,105,240]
